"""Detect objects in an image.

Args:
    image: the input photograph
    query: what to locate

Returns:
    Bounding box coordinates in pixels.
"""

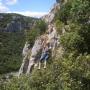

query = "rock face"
[18,24,60,76]
[42,3,60,23]
[22,42,30,57]
[18,37,42,76]
[18,42,30,76]
[0,13,37,32]
[6,21,22,32]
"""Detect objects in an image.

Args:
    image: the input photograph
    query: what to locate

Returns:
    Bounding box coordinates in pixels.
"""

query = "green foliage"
[26,29,40,47]
[0,13,12,28]
[61,32,85,53]
[79,24,90,53]
[55,0,90,53]
[55,20,64,34]
[55,0,90,24]
[55,0,72,24]
[70,0,90,24]
[0,54,90,90]
[0,32,25,74]
[35,20,47,34]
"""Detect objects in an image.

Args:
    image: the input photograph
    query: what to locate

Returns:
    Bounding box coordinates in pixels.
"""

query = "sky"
[0,0,56,17]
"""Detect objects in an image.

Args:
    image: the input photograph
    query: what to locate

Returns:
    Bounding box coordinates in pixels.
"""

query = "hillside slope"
[0,0,90,90]
[0,13,46,74]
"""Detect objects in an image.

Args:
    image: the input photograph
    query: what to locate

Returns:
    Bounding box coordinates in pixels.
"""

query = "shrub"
[0,54,90,90]
[61,32,85,53]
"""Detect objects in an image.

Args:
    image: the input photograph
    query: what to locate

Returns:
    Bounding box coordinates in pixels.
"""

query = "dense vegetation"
[55,0,90,53]
[0,54,90,90]
[0,0,90,90]
[0,32,25,74]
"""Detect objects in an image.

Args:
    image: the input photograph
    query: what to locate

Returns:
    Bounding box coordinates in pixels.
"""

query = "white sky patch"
[9,11,48,18]
[0,2,9,12]
[6,0,18,5]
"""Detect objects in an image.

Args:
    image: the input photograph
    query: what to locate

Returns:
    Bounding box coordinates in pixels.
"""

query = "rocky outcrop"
[6,21,22,32]
[41,3,60,23]
[18,1,63,77]
[18,23,61,77]
[18,42,30,76]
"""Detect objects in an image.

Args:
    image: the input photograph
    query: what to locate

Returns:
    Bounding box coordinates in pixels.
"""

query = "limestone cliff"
[18,2,62,77]
[0,13,38,32]
[42,3,60,23]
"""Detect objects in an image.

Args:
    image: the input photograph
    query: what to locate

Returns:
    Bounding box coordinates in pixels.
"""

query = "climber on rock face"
[38,43,50,69]
[47,24,58,57]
